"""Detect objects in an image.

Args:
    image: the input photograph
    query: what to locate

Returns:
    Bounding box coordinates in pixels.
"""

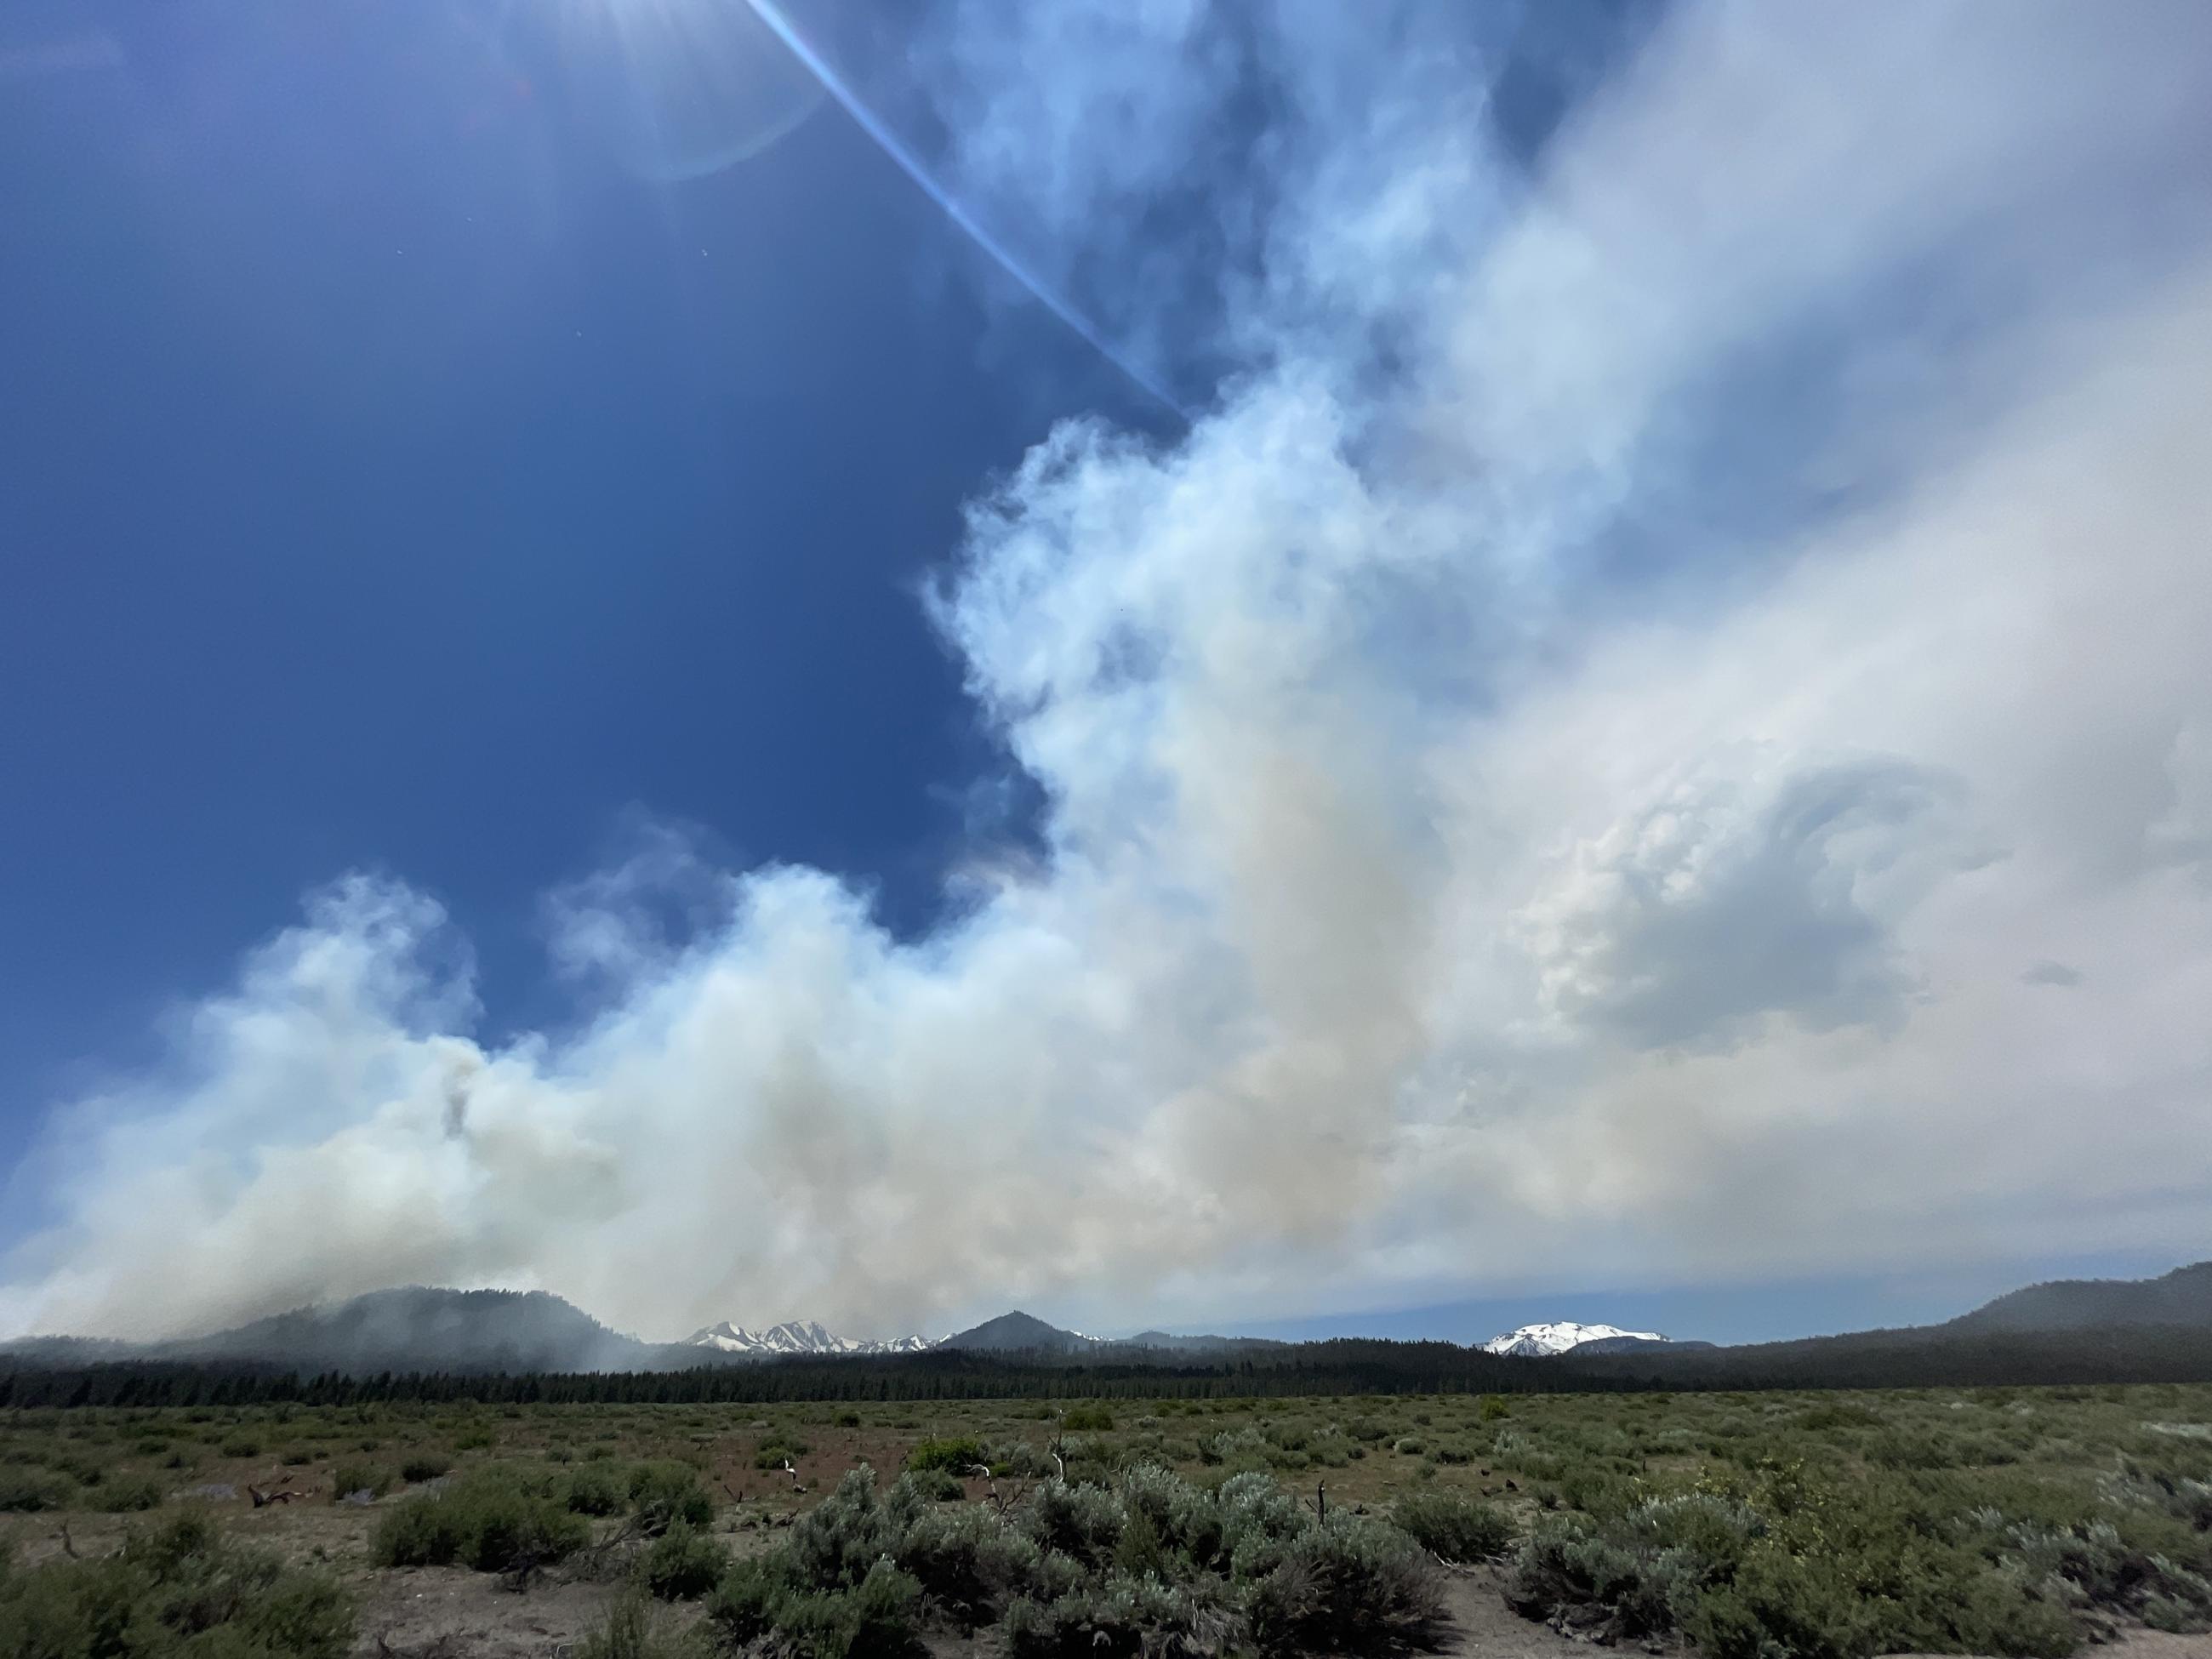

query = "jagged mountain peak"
[1482,1320,1668,1357]
[938,1310,1099,1353]
[684,1319,932,1357]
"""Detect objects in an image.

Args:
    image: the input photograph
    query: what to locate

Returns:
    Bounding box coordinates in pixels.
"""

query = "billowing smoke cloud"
[6,1,2212,1343]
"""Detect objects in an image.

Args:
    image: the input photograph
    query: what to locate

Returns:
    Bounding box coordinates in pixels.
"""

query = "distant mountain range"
[1479,1322,1719,1358]
[1482,1321,1665,1357]
[679,1310,1286,1360]
[930,1311,1287,1357]
[4,1263,2206,1382]
[687,1320,933,1357]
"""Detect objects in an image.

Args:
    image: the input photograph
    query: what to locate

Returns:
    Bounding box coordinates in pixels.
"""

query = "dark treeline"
[0,1342,1617,1411]
[4,1324,2209,1410]
[1582,1320,2212,1393]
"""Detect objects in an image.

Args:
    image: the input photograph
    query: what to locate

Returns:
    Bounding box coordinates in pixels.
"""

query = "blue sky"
[3,0,2209,1348]
[1,0,1159,1153]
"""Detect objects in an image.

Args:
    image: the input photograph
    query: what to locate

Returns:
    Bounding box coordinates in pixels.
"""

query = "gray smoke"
[4,1,2211,1343]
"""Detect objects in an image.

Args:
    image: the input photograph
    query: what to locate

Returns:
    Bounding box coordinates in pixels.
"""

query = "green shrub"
[0,1470,66,1512]
[835,1411,863,1428]
[400,1454,452,1485]
[331,1462,391,1499]
[893,1499,1052,1626]
[707,1554,784,1646]
[908,1468,965,1502]
[1060,1406,1115,1433]
[708,1553,921,1659]
[92,1474,166,1513]
[371,1466,590,1572]
[1504,1518,1689,1641]
[1023,1478,1127,1567]
[580,1589,706,1659]
[1245,1519,1443,1656]
[983,1440,1061,1479]
[565,1463,625,1515]
[628,1462,715,1535]
[1392,1491,1513,1562]
[1479,1397,1511,1422]
[1002,1574,1232,1659]
[1867,1428,1961,1471]
[641,1519,728,1600]
[0,1509,354,1659]
[905,1436,983,1474]
[754,1434,812,1471]
[219,1437,261,1458]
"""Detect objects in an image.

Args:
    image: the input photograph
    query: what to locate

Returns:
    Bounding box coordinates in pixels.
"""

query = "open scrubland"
[3,1382,2210,1657]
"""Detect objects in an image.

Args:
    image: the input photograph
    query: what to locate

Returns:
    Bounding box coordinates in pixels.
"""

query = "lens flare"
[738,0,1191,419]
[556,0,824,182]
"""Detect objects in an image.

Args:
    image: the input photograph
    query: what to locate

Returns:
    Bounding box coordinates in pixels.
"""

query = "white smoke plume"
[5,1,2211,1342]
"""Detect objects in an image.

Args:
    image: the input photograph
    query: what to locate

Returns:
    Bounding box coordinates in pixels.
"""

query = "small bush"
[1023,1478,1127,1567]
[0,1470,66,1512]
[835,1411,863,1428]
[1393,1491,1513,1562]
[331,1461,391,1499]
[219,1437,261,1458]
[1060,1406,1115,1433]
[566,1464,625,1515]
[629,1462,715,1535]
[1003,1574,1233,1659]
[905,1436,983,1474]
[371,1466,590,1573]
[641,1519,728,1600]
[581,1589,706,1659]
[0,1509,354,1659]
[908,1468,965,1502]
[709,1553,922,1659]
[401,1454,452,1485]
[894,1499,1052,1626]
[1246,1519,1444,1656]
[754,1435,812,1470]
[1504,1518,1688,1642]
[92,1474,166,1513]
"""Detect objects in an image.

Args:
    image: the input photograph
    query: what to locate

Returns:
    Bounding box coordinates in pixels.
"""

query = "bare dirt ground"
[352,1566,624,1659]
[1432,1566,1610,1658]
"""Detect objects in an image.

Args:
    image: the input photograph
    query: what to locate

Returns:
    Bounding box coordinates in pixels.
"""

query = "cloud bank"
[5,0,2211,1342]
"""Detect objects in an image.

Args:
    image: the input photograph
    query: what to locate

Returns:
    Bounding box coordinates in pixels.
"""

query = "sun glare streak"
[738,0,1193,421]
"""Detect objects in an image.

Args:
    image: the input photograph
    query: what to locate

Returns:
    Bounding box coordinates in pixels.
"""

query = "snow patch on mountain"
[1481,1321,1667,1357]
[686,1319,932,1357]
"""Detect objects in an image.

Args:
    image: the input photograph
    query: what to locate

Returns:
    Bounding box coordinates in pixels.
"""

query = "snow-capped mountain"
[686,1319,933,1357]
[1481,1321,1668,1358]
